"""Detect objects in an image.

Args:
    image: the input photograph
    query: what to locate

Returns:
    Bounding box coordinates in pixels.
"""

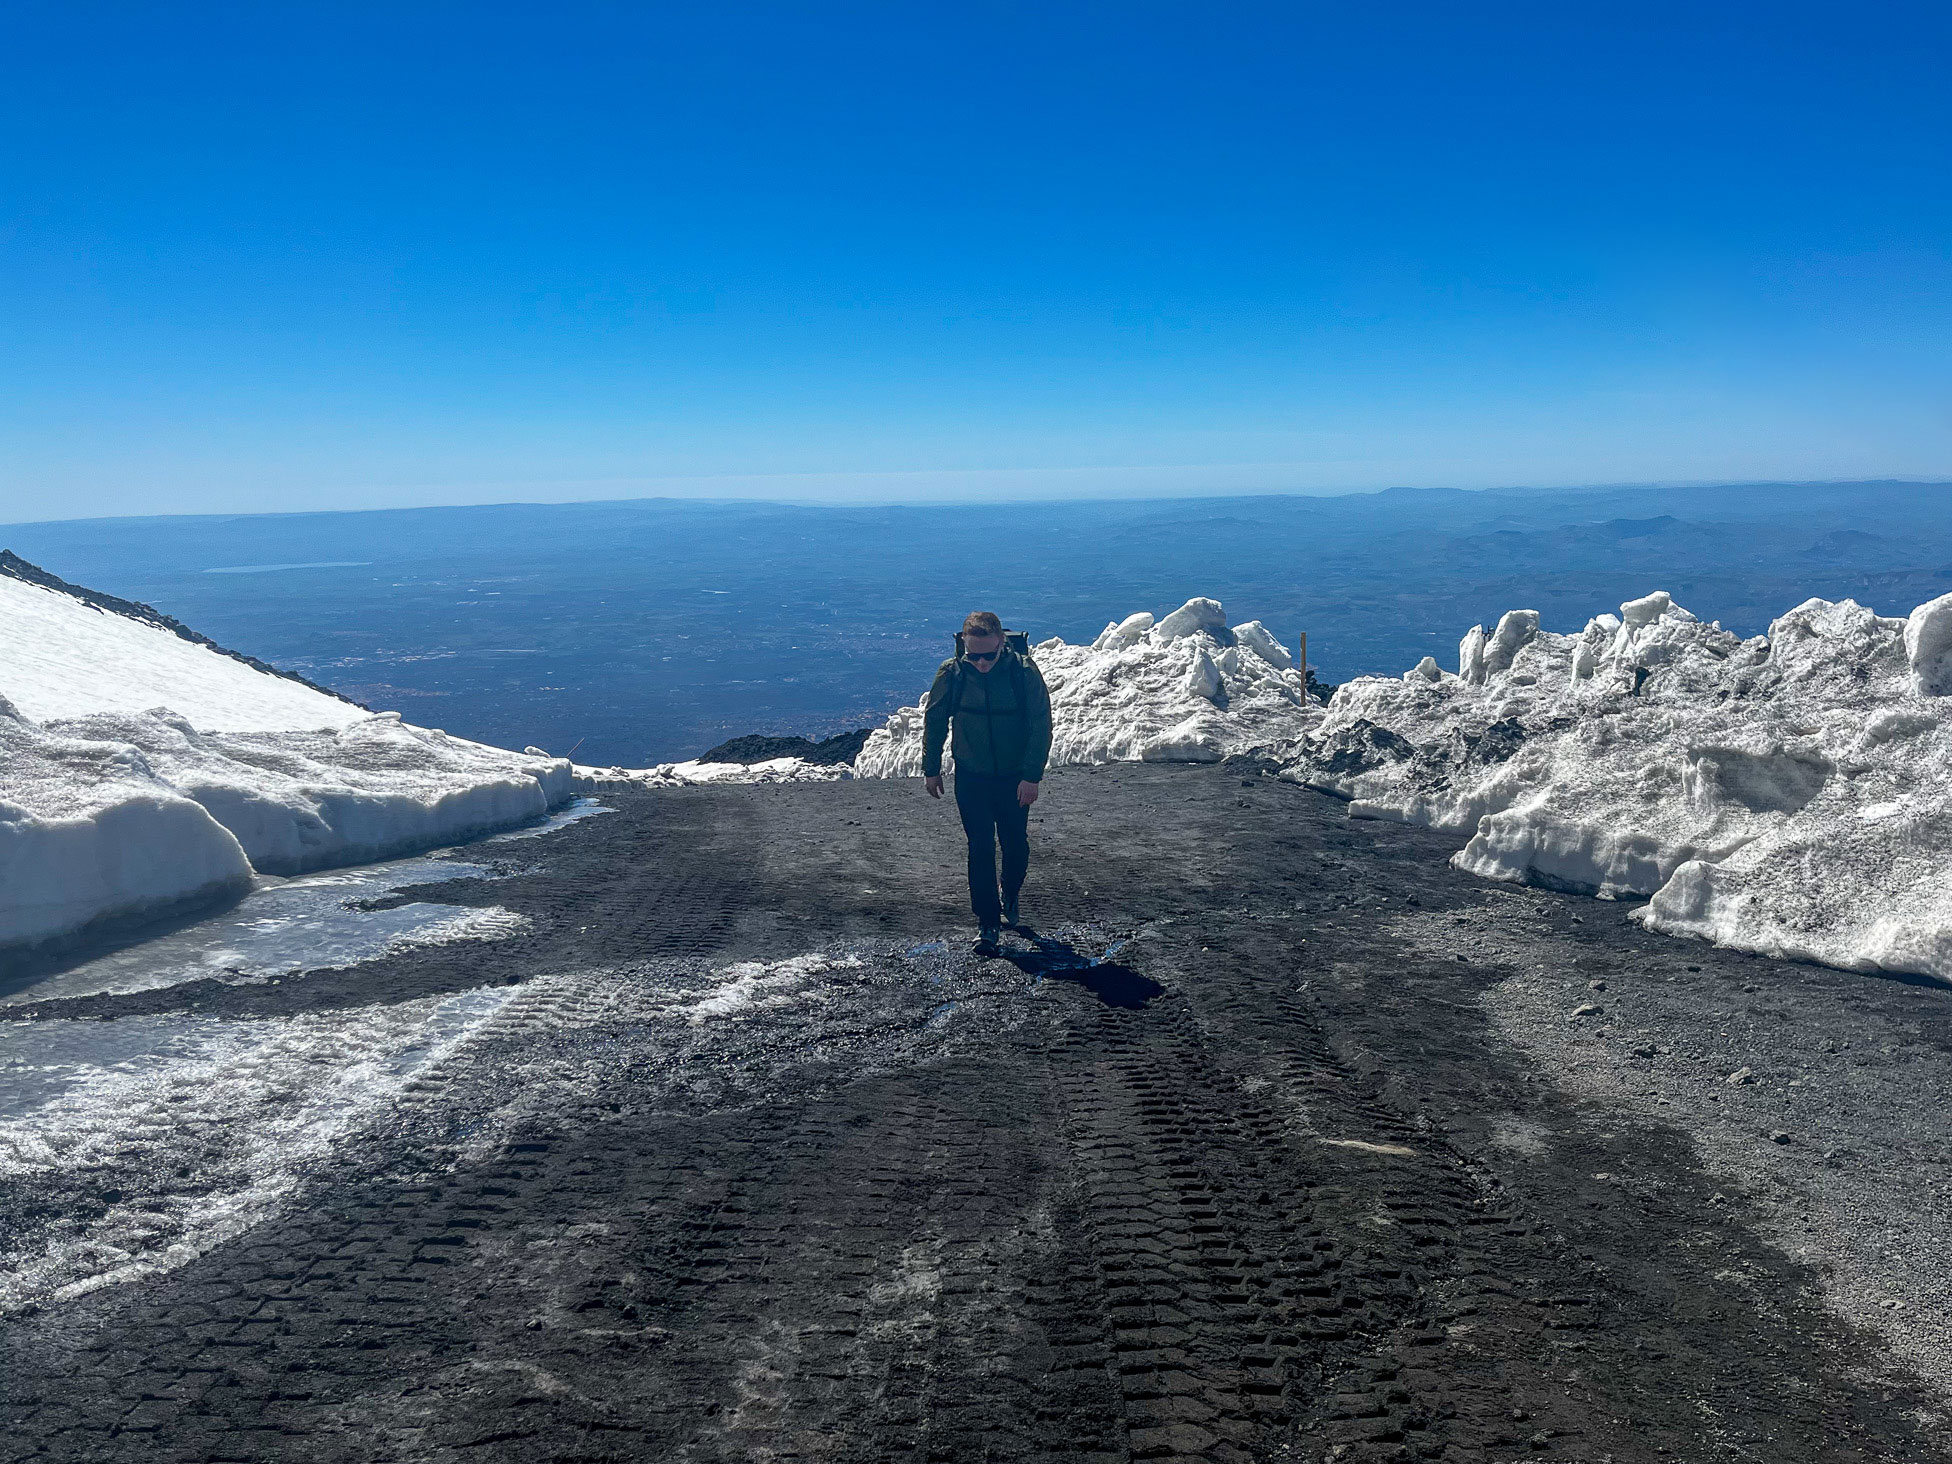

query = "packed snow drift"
[0,558,573,956]
[573,755,847,790]
[1284,589,1952,982]
[855,598,1319,778]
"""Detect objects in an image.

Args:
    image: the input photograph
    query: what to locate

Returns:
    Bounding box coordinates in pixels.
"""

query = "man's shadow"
[996,928,1164,1010]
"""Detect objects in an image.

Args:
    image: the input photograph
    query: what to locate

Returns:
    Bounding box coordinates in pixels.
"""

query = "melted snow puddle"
[480,796,612,842]
[0,985,517,1313]
[0,800,607,1008]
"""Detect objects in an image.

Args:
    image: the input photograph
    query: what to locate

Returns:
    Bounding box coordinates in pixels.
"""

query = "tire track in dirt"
[2,765,1947,1463]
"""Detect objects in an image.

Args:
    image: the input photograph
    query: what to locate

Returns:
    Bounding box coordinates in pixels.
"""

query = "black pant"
[954,771,1029,925]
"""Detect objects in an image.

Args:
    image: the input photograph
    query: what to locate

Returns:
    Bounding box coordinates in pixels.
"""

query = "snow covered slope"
[0,554,365,731]
[1284,589,1952,982]
[1,556,574,955]
[855,598,1319,778]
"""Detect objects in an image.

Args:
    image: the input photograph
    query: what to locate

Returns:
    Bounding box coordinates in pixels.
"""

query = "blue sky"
[2,1,1949,521]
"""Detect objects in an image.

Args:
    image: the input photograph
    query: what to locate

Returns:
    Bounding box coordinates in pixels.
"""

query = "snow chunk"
[1155,597,1230,641]
[1620,590,1672,628]
[1905,592,1952,696]
[1107,612,1155,647]
[1458,625,1487,685]
[1484,610,1540,676]
[1231,620,1293,671]
[1184,648,1223,703]
[1406,656,1443,684]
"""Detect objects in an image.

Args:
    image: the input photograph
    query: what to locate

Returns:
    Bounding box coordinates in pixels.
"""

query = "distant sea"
[6,482,1951,767]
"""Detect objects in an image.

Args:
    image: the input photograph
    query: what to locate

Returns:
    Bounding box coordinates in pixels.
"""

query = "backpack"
[949,629,1032,716]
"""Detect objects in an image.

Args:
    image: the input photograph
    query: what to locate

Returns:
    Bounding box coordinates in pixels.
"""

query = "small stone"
[1571,1002,1603,1018]
[1724,1066,1757,1086]
[1632,1044,1658,1059]
[1588,979,1607,991]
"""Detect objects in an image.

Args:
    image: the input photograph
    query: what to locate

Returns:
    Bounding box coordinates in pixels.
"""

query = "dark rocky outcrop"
[697,727,874,766]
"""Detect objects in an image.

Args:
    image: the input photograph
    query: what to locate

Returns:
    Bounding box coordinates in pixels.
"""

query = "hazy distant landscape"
[8,479,1951,766]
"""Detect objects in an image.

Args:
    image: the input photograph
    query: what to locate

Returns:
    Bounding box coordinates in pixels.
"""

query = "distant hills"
[6,480,1949,765]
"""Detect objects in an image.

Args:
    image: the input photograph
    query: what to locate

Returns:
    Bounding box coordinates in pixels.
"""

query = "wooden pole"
[1298,631,1308,695]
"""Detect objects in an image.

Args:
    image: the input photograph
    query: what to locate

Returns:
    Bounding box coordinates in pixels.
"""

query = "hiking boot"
[976,922,1001,953]
[1001,893,1020,929]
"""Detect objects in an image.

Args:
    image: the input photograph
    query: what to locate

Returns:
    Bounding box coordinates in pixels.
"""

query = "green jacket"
[921,649,1053,781]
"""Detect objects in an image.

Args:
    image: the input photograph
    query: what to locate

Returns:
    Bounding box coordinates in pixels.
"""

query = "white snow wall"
[1285,590,1952,984]
[854,598,1319,778]
[0,567,574,956]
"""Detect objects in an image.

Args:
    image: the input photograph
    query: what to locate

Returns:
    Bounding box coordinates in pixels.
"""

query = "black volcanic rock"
[698,727,873,766]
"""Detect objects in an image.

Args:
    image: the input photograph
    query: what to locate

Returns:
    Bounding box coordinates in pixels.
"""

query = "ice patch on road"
[1318,1137,1419,1157]
[2,799,595,1007]
[0,986,517,1314]
[0,942,988,1315]
[480,796,612,839]
[1,857,531,1009]
[680,953,863,1022]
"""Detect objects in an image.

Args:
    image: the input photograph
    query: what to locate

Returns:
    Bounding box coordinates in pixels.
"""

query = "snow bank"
[0,707,255,952]
[572,756,847,791]
[854,598,1318,779]
[0,558,575,957]
[1284,589,1952,982]
[46,709,573,877]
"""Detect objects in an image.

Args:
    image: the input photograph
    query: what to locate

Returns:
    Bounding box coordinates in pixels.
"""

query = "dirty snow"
[0,986,520,1312]
[1285,589,1952,982]
[573,755,846,791]
[678,953,863,1022]
[854,597,1319,778]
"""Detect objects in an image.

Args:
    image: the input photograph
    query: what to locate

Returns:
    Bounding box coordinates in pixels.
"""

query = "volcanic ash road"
[3,763,1949,1463]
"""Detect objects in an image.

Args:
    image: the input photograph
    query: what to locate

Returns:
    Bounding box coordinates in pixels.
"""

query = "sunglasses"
[964,648,1001,663]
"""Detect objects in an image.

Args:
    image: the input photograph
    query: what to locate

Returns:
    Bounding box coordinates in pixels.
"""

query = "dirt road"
[4,763,1948,1462]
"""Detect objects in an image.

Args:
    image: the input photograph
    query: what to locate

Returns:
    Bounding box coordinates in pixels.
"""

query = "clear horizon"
[4,3,1949,522]
[10,474,1952,532]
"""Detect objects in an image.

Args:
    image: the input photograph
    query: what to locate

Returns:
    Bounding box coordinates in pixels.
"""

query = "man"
[922,611,1054,951]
